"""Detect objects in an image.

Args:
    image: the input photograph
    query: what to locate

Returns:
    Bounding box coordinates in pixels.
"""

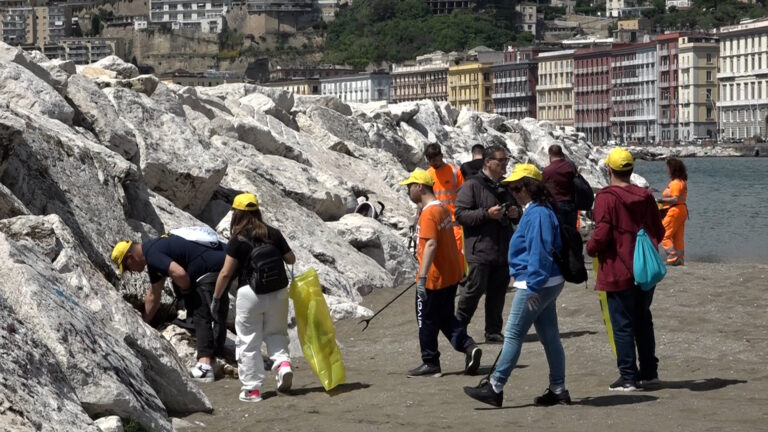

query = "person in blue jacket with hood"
[464,163,570,408]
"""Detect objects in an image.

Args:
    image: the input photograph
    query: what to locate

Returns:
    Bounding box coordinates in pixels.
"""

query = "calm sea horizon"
[634,157,768,264]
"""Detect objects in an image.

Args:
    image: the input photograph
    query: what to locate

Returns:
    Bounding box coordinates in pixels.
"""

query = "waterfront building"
[1,7,35,45]
[41,37,124,64]
[269,65,356,81]
[245,0,312,12]
[514,3,538,37]
[390,51,453,103]
[427,0,474,15]
[657,33,681,144]
[574,46,612,144]
[149,0,231,33]
[320,72,392,103]
[448,62,494,113]
[717,18,768,140]
[160,69,243,86]
[606,0,652,18]
[492,47,539,120]
[536,49,574,127]
[610,42,657,143]
[678,33,719,141]
[263,77,320,95]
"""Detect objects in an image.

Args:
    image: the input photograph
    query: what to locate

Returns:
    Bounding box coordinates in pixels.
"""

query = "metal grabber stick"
[359,281,416,331]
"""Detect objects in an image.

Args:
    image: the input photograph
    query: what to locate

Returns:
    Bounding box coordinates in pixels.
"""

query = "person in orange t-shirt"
[400,169,481,378]
[424,143,466,267]
[658,157,688,266]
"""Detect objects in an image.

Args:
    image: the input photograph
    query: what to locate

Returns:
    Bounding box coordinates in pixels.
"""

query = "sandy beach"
[181,261,768,431]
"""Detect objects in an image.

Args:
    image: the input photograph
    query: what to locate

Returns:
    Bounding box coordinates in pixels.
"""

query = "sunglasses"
[490,157,510,164]
[509,185,523,193]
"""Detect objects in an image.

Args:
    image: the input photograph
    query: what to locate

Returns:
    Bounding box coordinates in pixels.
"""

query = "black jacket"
[455,172,516,265]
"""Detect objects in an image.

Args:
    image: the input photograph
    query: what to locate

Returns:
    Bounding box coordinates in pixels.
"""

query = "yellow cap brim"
[501,173,523,184]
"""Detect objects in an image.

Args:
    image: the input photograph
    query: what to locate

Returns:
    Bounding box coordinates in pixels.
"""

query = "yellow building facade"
[448,62,494,113]
[536,49,575,127]
[677,34,719,141]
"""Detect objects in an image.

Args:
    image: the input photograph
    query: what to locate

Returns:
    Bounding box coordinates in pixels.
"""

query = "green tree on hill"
[324,0,520,68]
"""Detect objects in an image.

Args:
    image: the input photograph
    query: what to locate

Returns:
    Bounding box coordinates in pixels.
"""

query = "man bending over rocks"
[111,235,227,383]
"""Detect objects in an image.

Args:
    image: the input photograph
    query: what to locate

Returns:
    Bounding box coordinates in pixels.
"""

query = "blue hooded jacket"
[508,202,563,293]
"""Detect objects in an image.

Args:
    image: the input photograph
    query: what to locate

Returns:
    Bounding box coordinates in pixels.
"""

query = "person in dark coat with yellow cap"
[111,229,227,382]
[464,163,570,408]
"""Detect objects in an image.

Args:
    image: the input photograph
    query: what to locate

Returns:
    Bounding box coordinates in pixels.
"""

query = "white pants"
[235,286,291,391]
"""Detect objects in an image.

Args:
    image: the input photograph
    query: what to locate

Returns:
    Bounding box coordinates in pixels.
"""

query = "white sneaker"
[276,361,293,392]
[189,363,214,383]
[239,389,262,402]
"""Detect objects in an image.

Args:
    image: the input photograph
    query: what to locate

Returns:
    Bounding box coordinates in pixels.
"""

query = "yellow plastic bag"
[289,268,346,391]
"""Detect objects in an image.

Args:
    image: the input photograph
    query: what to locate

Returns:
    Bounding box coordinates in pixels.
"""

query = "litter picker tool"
[359,281,416,331]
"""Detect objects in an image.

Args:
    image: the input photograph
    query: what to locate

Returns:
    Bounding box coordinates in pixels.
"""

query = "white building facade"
[610,42,658,143]
[149,0,229,33]
[320,72,392,103]
[717,18,768,140]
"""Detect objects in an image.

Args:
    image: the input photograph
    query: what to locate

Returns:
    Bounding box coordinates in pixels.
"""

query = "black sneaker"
[533,388,572,406]
[609,377,638,392]
[463,381,503,407]
[485,333,504,344]
[407,363,442,378]
[638,377,661,389]
[464,345,482,375]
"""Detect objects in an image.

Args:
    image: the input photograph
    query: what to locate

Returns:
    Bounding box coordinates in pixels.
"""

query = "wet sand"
[181,261,768,431]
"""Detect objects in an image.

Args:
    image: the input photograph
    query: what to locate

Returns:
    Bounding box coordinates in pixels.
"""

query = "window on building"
[706,53,713,64]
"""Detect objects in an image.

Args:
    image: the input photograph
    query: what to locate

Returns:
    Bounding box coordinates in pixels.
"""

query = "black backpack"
[571,163,594,211]
[238,235,289,294]
[553,218,588,284]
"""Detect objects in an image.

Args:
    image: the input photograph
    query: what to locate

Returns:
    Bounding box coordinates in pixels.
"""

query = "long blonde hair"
[230,208,271,243]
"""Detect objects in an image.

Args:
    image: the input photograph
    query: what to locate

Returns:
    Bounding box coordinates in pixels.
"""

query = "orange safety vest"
[428,164,464,219]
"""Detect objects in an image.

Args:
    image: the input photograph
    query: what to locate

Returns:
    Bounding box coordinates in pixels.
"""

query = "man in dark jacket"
[542,144,577,229]
[460,144,485,179]
[454,145,518,343]
[586,148,665,392]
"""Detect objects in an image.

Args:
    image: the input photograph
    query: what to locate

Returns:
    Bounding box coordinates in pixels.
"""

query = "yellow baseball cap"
[604,147,634,171]
[502,163,543,183]
[111,240,132,274]
[399,169,434,186]
[232,193,259,211]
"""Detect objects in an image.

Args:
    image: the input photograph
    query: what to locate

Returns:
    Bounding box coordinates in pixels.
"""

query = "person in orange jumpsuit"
[658,157,688,266]
[424,143,465,267]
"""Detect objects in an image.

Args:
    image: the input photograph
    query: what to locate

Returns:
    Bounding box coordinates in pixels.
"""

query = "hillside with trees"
[324,0,530,68]
[643,0,768,31]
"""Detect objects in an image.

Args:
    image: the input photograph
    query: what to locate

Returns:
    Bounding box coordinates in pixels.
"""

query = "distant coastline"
[602,145,764,161]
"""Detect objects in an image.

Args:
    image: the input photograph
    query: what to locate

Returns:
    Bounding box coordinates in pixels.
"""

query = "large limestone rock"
[293,94,352,116]
[0,215,212,432]
[0,61,73,124]
[65,74,138,160]
[328,213,418,287]
[0,107,137,278]
[0,293,99,432]
[104,86,227,215]
[92,55,139,79]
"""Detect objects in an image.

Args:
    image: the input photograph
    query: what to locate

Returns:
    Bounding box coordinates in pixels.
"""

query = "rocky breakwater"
[0,41,610,429]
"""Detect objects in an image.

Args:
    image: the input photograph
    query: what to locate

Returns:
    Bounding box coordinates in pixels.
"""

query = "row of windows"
[721,81,767,101]
[539,73,573,86]
[720,35,768,56]
[392,72,446,84]
[494,69,529,79]
[538,91,571,103]
[539,59,573,72]
[721,108,767,123]
[720,54,764,74]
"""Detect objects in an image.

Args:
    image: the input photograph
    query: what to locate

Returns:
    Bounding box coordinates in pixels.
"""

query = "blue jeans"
[491,282,566,387]
[607,286,658,381]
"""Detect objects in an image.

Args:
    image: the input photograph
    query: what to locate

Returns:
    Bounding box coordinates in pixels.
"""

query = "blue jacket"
[508,202,563,293]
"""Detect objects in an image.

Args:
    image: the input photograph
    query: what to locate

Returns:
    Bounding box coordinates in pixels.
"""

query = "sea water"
[635,157,768,264]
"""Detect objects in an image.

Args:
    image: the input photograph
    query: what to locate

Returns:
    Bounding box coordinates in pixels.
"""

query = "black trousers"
[417,284,474,365]
[456,263,510,336]
[555,200,578,230]
[184,272,229,359]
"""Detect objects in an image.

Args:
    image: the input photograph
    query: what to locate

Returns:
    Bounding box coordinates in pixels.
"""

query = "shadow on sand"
[652,377,747,392]
[524,330,598,343]
[576,394,658,407]
[263,382,370,399]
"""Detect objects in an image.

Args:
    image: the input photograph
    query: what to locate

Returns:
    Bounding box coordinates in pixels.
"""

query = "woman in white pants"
[213,192,296,402]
